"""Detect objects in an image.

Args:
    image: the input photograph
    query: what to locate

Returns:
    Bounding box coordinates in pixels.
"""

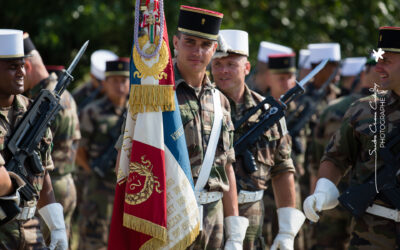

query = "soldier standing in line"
[0,29,68,250]
[307,56,380,250]
[211,29,305,250]
[22,32,81,244]
[76,58,129,250]
[304,26,400,249]
[263,52,307,250]
[249,41,293,96]
[72,49,117,111]
[173,6,251,249]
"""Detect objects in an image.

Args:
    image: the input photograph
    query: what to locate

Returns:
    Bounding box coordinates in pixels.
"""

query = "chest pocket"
[179,104,196,127]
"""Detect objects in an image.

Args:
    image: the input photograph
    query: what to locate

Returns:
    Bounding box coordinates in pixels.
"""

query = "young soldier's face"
[0,59,25,98]
[375,52,400,93]
[173,33,217,73]
[268,72,296,98]
[104,75,130,100]
[211,54,250,93]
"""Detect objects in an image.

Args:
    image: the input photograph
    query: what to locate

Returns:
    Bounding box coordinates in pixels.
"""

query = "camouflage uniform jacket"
[0,94,53,195]
[79,96,125,183]
[227,84,295,191]
[26,73,81,176]
[175,64,235,192]
[322,90,400,190]
[72,81,104,111]
[309,88,371,175]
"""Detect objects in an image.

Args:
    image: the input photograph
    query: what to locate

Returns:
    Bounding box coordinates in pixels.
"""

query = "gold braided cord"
[139,238,166,250]
[129,85,175,115]
[123,212,167,243]
[132,35,169,80]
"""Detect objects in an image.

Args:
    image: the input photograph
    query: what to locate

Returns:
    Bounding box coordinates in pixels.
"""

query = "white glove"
[224,216,249,250]
[270,207,306,250]
[39,203,68,250]
[303,178,339,222]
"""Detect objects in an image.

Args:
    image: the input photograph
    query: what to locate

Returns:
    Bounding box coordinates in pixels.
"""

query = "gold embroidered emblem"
[201,18,206,25]
[380,35,382,41]
[125,155,162,205]
[132,34,168,80]
[118,63,123,69]
[284,59,289,65]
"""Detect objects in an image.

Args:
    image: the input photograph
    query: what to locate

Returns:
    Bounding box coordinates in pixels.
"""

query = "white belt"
[195,191,223,205]
[238,190,264,204]
[15,206,36,221]
[366,204,400,222]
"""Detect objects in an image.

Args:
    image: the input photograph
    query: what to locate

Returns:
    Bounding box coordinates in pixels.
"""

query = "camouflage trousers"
[311,206,351,250]
[348,213,399,250]
[0,216,46,250]
[41,173,77,245]
[239,199,265,250]
[188,199,224,250]
[78,175,115,250]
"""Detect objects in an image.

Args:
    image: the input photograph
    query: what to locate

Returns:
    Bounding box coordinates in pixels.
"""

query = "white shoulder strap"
[195,89,223,191]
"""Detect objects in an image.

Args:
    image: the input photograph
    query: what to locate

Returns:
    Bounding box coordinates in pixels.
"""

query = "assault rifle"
[0,41,89,225]
[91,110,126,178]
[338,130,400,218]
[286,65,340,140]
[234,59,328,173]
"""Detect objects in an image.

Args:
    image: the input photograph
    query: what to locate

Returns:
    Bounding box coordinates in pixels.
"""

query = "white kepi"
[0,29,26,59]
[341,57,367,77]
[257,41,293,63]
[308,43,341,64]
[90,50,118,81]
[215,29,249,59]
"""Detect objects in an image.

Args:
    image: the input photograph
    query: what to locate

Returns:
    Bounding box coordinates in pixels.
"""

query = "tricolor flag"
[108,0,200,249]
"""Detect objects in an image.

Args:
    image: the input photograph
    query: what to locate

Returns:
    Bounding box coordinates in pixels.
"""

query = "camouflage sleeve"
[320,105,360,175]
[221,93,235,165]
[270,132,295,178]
[79,106,95,149]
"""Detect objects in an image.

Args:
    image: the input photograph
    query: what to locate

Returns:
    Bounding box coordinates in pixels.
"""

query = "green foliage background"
[1,0,399,89]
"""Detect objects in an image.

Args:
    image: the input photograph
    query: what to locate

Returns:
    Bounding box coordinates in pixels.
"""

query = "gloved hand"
[303,178,339,222]
[270,207,305,250]
[39,203,68,250]
[224,216,249,250]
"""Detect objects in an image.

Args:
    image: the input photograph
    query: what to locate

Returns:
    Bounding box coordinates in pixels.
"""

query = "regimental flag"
[108,1,200,249]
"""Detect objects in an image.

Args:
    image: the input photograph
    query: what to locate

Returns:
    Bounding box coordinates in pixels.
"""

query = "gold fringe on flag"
[129,85,175,116]
[123,212,167,242]
[169,222,200,250]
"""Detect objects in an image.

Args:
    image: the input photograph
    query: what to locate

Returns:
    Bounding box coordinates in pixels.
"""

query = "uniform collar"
[174,63,212,90]
[0,95,28,122]
[387,90,400,107]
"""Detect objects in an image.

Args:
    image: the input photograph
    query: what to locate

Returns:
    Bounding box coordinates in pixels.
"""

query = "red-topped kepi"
[178,5,223,41]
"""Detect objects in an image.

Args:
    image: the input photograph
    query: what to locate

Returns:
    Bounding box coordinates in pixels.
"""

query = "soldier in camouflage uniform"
[72,49,117,112]
[261,53,308,250]
[304,26,400,249]
[212,30,305,250]
[0,29,67,250]
[22,33,81,244]
[76,58,129,250]
[172,7,251,249]
[307,57,379,250]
